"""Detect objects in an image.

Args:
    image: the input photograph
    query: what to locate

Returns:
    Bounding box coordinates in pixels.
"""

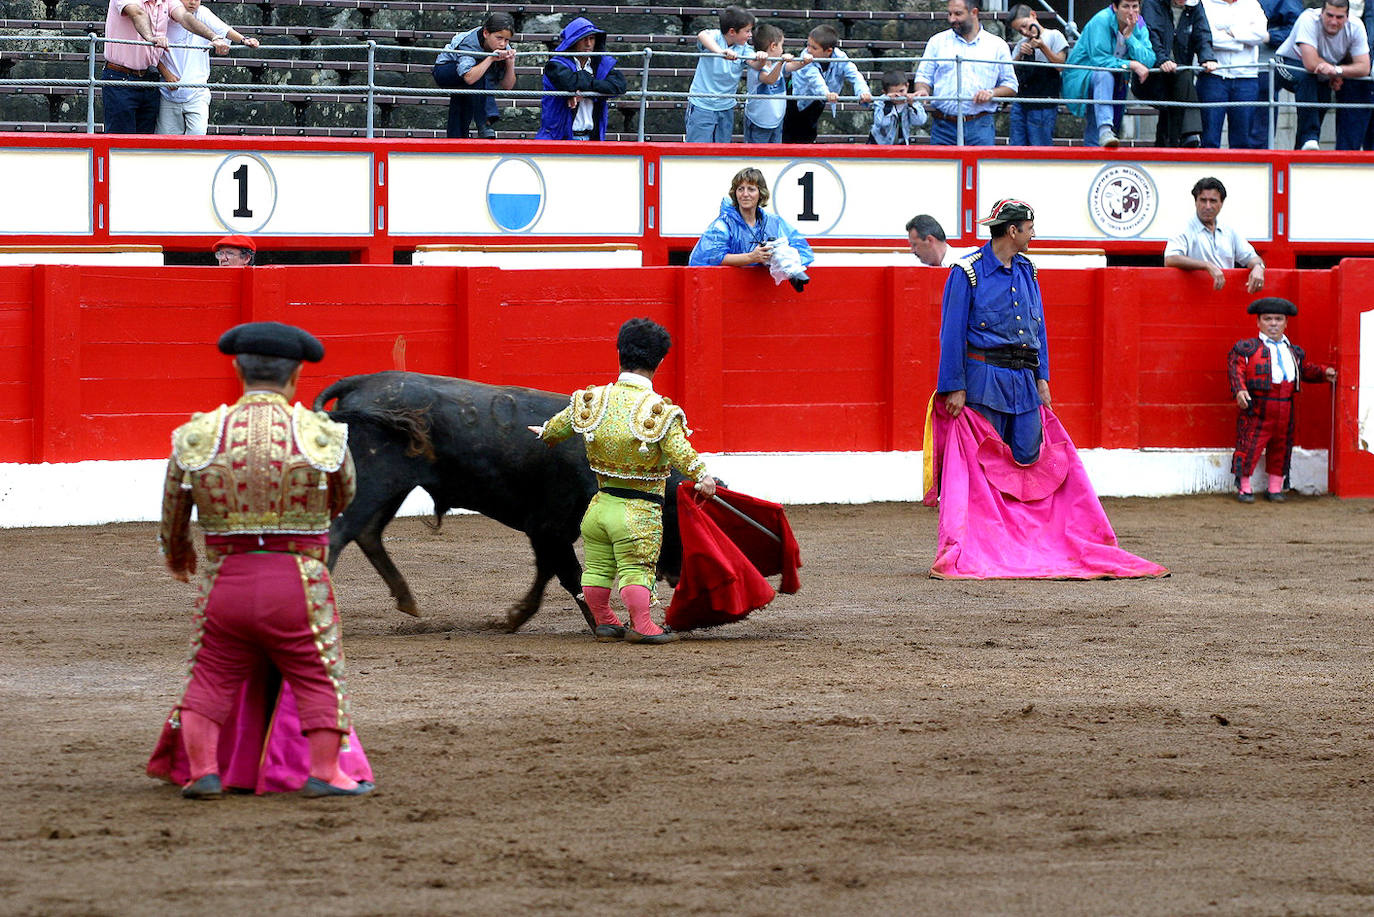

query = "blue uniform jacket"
[686,199,816,267]
[936,243,1049,414]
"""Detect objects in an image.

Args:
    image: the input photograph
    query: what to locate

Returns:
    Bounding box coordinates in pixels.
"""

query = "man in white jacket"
[1199,0,1270,147]
[157,0,257,134]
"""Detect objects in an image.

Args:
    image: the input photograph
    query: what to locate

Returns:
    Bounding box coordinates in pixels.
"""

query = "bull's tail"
[313,375,368,412]
[329,405,438,464]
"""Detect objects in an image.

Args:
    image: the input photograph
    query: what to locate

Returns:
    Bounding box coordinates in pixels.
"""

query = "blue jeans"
[1081,70,1127,146]
[1009,103,1056,146]
[433,61,500,138]
[742,119,782,143]
[1276,57,1372,149]
[685,104,735,142]
[929,114,995,145]
[1196,74,1259,149]
[101,67,161,134]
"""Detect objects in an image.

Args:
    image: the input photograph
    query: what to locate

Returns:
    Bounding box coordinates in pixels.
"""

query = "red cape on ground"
[665,484,802,631]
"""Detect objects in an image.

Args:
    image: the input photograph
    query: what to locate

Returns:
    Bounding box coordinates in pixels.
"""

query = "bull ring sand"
[2,496,1373,915]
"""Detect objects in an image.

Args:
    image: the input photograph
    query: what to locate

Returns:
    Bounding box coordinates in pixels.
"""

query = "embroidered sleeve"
[158,455,196,575]
[540,404,575,445]
[329,448,357,518]
[1227,341,1253,396]
[660,416,708,481]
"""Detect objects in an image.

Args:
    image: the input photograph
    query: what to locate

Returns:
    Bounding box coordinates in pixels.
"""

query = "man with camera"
[1008,6,1069,145]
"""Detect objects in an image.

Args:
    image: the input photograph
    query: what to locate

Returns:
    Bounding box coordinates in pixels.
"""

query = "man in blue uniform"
[936,198,1051,465]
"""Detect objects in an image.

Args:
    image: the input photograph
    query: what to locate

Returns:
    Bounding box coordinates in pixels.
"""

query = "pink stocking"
[1239,475,1253,494]
[306,728,357,790]
[583,586,622,627]
[179,709,221,781]
[1268,474,1284,494]
[621,584,662,636]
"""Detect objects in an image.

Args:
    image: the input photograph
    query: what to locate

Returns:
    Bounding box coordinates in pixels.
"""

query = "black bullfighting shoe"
[181,774,223,800]
[624,625,680,645]
[302,777,376,798]
[789,272,810,293]
[1265,491,1286,503]
[594,624,627,642]
[1236,491,1255,504]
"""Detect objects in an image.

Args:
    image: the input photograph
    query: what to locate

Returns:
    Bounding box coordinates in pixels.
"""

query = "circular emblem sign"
[485,157,546,233]
[1087,164,1158,238]
[211,153,277,234]
[771,159,846,236]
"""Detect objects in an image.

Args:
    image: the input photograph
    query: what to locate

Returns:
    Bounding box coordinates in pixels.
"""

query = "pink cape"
[923,400,1168,580]
[148,667,373,794]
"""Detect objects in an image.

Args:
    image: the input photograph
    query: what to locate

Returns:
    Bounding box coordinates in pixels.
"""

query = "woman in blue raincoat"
[688,167,814,289]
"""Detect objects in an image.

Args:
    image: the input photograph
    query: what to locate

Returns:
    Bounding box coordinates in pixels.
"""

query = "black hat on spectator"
[1246,297,1297,316]
[217,321,325,362]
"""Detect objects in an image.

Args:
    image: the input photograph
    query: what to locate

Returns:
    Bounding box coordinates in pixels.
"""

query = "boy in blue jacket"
[782,25,873,143]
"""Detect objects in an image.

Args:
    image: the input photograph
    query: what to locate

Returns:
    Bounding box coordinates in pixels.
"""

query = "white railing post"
[366,39,376,138]
[87,32,97,133]
[637,46,652,143]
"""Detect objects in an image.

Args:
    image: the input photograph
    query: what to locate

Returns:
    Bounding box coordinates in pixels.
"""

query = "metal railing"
[0,32,1365,146]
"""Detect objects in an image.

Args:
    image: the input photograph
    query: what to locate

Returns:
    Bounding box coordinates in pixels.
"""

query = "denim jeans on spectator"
[1276,57,1372,149]
[1196,73,1259,148]
[929,115,995,145]
[101,68,161,134]
[1009,103,1056,146]
[685,103,735,142]
[1081,70,1127,146]
[742,120,782,143]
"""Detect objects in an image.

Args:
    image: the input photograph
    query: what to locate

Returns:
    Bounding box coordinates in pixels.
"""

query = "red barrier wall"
[0,262,1358,492]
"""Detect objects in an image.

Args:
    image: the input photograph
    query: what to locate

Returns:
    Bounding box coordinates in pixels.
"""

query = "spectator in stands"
[1062,0,1157,148]
[536,17,625,141]
[782,25,874,144]
[1008,5,1068,146]
[434,11,518,139]
[1164,177,1265,291]
[688,167,814,292]
[869,70,928,144]
[1248,0,1304,147]
[744,24,801,143]
[906,214,975,266]
[913,0,1017,146]
[1135,0,1218,147]
[1197,0,1267,148]
[102,0,229,134]
[685,6,766,143]
[156,0,257,135]
[1273,0,1370,150]
[214,234,255,266]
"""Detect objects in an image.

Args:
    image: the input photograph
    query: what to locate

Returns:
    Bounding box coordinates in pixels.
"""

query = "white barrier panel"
[1361,307,1374,455]
[413,247,642,269]
[0,247,163,265]
[810,249,1108,269]
[389,153,644,236]
[108,149,374,236]
[977,159,1272,242]
[659,156,962,241]
[0,148,92,235]
[1290,165,1374,243]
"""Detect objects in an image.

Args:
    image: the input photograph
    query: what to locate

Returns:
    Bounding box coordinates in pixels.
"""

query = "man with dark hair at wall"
[906,213,974,267]
[154,321,372,799]
[1273,0,1370,149]
[1164,177,1266,292]
[913,0,1018,145]
[532,318,717,645]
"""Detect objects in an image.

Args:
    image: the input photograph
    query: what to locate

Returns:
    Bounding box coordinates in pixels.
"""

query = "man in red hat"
[1228,297,1337,503]
[213,234,255,266]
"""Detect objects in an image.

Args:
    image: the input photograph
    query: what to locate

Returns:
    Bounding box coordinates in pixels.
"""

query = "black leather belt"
[929,109,991,123]
[599,487,664,505]
[968,345,1039,370]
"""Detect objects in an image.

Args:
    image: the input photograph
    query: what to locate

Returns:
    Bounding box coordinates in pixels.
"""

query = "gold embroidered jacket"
[541,378,708,496]
[159,392,356,572]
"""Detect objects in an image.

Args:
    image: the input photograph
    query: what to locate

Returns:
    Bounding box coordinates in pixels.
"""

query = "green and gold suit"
[541,373,709,590]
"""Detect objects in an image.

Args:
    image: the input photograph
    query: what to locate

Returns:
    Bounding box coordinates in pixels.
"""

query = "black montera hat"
[217,321,325,362]
[1246,297,1298,316]
[977,198,1035,226]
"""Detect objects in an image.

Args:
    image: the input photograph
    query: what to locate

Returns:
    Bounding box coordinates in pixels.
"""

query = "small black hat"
[217,321,325,362]
[1246,297,1297,317]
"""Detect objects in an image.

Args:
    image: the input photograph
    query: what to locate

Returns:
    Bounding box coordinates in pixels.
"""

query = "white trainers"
[1098,126,1119,148]
[1301,139,1320,151]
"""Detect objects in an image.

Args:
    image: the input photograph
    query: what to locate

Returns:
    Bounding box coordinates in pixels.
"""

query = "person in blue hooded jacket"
[536,17,626,140]
[688,167,814,291]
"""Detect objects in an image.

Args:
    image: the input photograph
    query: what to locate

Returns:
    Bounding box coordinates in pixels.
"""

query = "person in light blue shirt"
[744,23,804,142]
[781,24,873,143]
[913,0,1017,145]
[869,69,928,144]
[686,6,766,142]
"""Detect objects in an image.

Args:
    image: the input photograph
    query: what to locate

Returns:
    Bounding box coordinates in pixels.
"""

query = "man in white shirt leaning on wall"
[1164,176,1266,292]
[157,0,258,135]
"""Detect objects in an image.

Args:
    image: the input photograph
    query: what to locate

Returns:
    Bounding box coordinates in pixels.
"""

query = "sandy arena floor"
[2,495,1374,915]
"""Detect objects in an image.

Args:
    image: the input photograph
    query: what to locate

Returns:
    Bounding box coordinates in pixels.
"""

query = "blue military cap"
[217,321,325,362]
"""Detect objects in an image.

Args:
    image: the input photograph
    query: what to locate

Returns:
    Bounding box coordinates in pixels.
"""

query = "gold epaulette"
[632,391,689,443]
[570,385,611,437]
[171,406,227,472]
[956,250,982,287]
[293,405,349,471]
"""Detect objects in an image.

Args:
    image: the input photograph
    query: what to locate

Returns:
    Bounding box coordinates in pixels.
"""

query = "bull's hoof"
[396,599,421,617]
[505,607,535,633]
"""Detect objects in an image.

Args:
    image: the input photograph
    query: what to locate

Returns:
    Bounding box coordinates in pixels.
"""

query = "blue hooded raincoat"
[687,198,816,268]
[536,18,626,140]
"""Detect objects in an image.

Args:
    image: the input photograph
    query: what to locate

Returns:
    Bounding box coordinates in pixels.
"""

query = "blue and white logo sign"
[486,157,547,233]
[1087,164,1157,238]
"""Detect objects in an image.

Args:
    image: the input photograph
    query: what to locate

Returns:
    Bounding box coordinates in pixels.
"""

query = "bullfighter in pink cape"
[926,199,1167,579]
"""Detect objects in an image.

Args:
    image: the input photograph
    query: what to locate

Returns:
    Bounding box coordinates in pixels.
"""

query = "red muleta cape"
[665,483,802,631]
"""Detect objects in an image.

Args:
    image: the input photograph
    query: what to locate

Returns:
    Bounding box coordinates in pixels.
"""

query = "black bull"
[314,372,686,632]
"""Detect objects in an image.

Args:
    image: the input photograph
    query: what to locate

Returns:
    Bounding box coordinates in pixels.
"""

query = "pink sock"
[1268,474,1284,494]
[306,728,357,790]
[621,584,662,636]
[1239,477,1253,494]
[583,586,622,627]
[179,709,221,781]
